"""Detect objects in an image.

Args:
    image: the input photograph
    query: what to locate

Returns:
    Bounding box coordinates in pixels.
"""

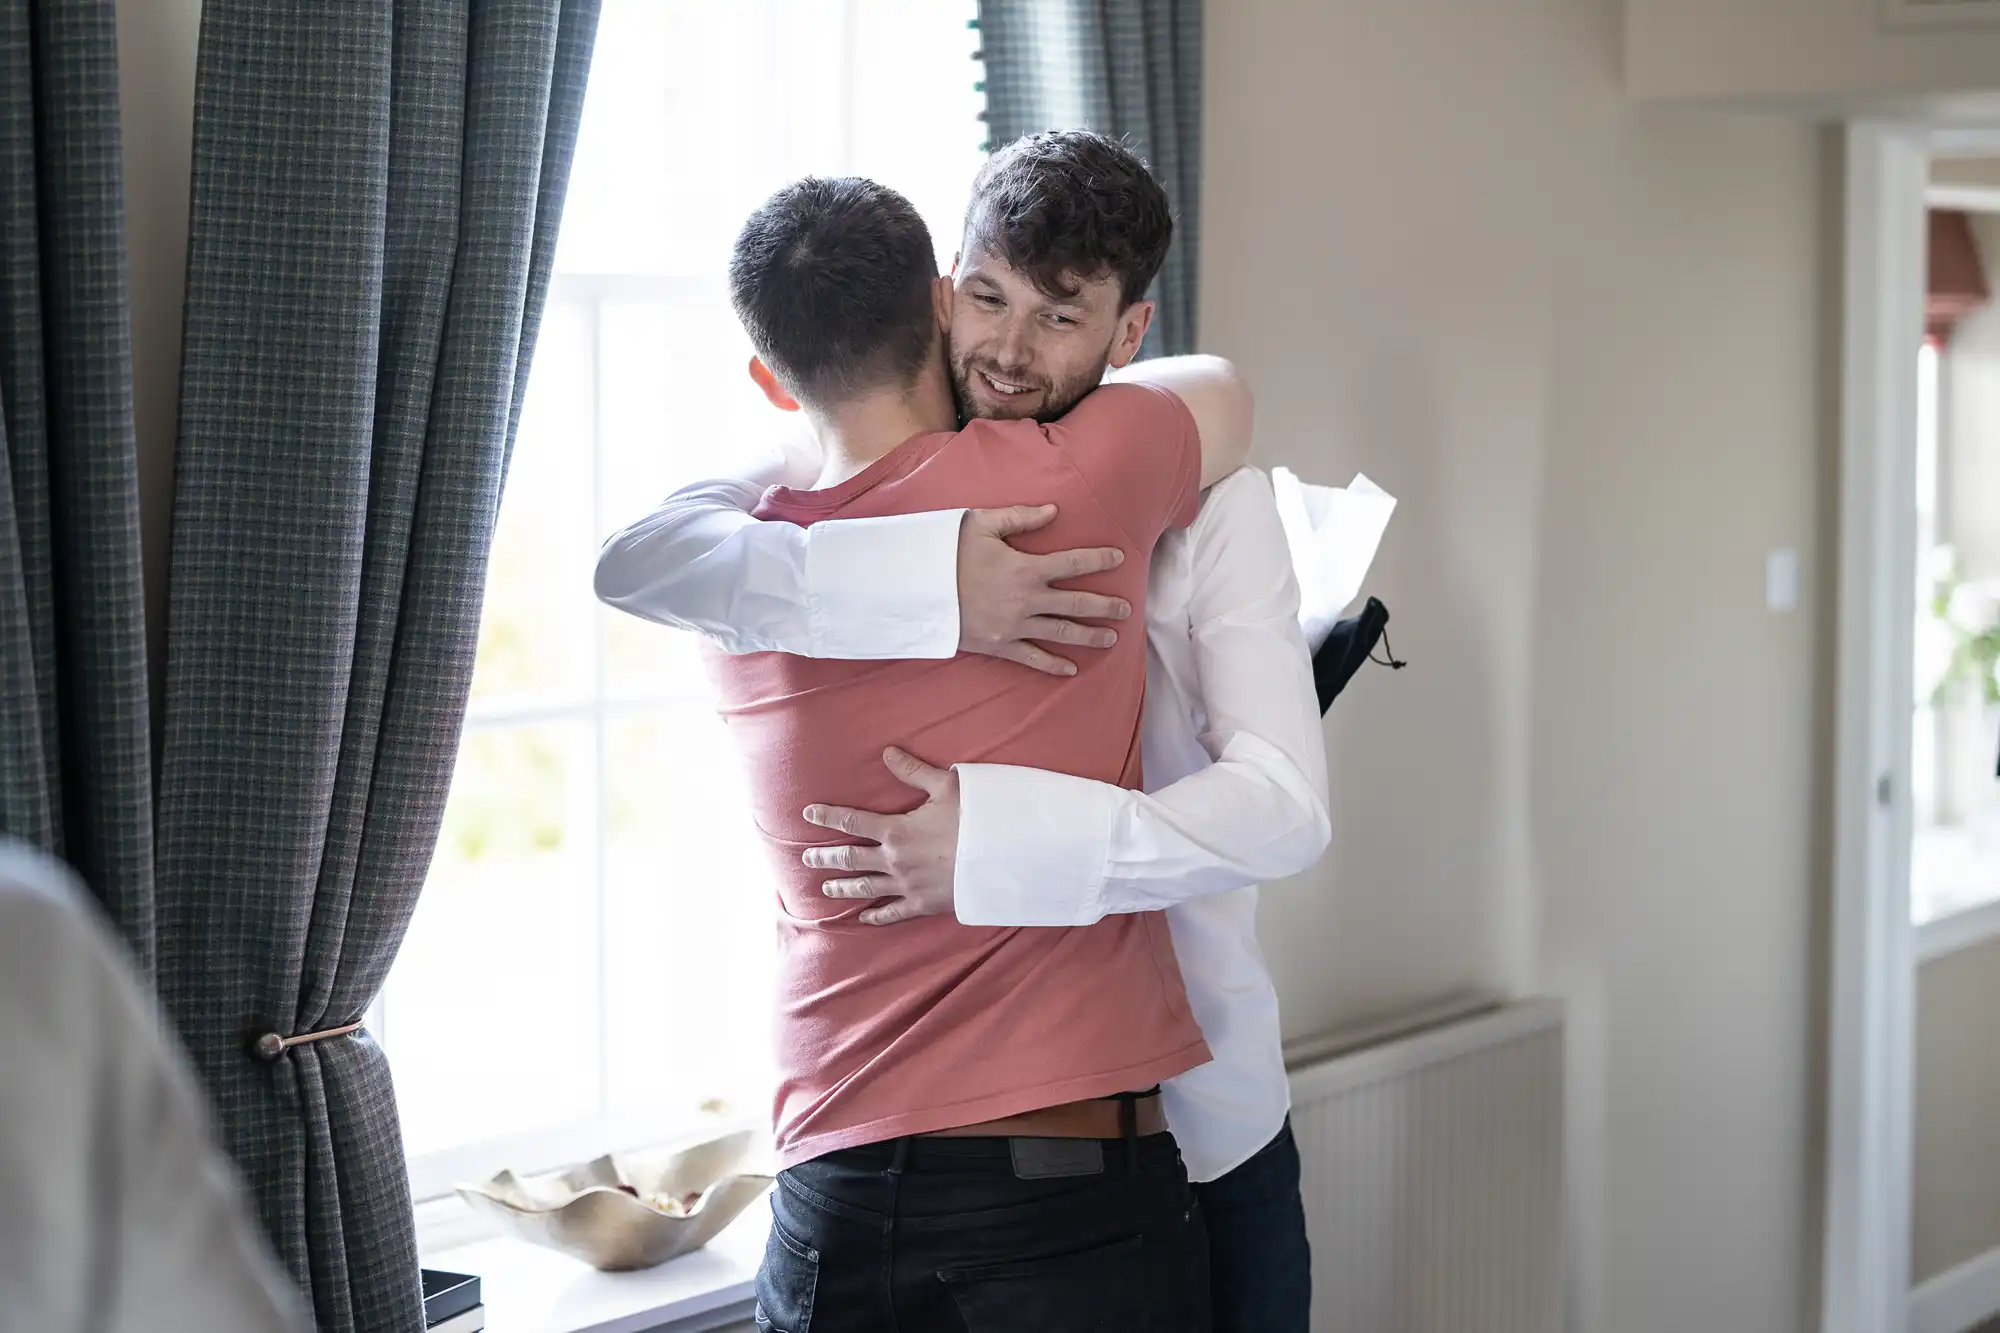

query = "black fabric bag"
[1312,596,1402,714]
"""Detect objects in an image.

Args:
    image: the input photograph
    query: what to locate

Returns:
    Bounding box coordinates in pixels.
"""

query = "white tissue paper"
[1270,466,1396,653]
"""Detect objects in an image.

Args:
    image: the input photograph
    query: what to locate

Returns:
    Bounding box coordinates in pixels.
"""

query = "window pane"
[596,294,773,698]
[557,2,781,278]
[850,0,985,267]
[602,609,712,704]
[470,296,596,706]
[601,703,775,1118]
[1909,338,2000,926]
[386,722,601,1156]
[559,0,979,280]
[594,295,761,536]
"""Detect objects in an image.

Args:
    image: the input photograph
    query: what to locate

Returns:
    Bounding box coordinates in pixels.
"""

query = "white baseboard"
[1911,1242,2000,1333]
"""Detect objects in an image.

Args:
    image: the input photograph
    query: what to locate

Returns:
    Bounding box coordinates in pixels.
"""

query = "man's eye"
[973,293,1003,308]
[1049,314,1077,327]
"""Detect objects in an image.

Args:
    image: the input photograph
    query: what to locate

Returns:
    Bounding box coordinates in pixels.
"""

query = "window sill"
[425,1193,767,1333]
[1917,893,2000,963]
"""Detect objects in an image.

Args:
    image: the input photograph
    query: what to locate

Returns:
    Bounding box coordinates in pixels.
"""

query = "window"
[375,0,983,1202]
[1913,340,1943,843]
[1910,332,2000,931]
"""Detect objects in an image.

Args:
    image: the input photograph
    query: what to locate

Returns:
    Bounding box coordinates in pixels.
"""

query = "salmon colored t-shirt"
[705,382,1214,1168]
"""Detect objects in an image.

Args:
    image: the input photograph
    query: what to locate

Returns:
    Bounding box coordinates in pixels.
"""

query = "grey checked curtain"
[152,2,600,1328]
[0,2,156,964]
[977,0,1203,356]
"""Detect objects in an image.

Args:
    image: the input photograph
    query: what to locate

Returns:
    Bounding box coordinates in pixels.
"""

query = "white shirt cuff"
[953,763,1118,927]
[803,509,964,659]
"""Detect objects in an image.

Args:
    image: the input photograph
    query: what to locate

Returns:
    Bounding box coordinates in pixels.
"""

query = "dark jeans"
[1192,1117,1312,1333]
[754,1132,1210,1333]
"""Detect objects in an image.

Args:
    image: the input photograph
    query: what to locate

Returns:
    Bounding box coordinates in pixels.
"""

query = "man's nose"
[992,315,1034,371]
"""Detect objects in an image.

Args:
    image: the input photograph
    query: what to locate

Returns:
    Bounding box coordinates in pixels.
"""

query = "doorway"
[1829,123,2000,1333]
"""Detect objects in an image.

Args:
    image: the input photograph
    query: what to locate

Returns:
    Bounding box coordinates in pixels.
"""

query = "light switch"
[1766,548,1799,613]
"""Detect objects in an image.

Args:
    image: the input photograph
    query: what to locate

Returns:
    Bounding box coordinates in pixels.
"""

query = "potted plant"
[1928,549,2000,855]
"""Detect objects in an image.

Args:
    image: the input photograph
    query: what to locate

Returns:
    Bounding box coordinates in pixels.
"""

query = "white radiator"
[1287,998,1565,1333]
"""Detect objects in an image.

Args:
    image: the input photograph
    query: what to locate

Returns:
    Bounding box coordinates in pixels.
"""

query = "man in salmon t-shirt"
[700,177,1251,1331]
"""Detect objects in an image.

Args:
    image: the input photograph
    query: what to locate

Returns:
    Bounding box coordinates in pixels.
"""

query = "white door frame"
[1825,118,2000,1333]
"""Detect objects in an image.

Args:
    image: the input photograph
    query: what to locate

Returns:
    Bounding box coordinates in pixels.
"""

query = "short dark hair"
[728,177,939,407]
[963,130,1173,309]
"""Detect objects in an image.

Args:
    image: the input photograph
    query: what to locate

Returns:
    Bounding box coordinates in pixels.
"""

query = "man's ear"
[933,275,955,333]
[1105,300,1156,370]
[748,356,801,411]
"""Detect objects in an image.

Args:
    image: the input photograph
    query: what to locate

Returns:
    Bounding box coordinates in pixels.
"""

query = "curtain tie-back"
[248,1021,364,1063]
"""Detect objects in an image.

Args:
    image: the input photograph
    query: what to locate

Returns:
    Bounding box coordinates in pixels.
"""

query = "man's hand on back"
[956,506,1129,677]
[802,748,961,926]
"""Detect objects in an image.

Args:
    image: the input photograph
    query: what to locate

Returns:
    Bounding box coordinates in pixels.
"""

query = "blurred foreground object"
[0,840,309,1333]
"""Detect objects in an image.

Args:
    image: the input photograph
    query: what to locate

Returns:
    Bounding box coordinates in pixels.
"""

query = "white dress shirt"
[593,473,968,660]
[0,842,310,1333]
[595,463,1330,1182]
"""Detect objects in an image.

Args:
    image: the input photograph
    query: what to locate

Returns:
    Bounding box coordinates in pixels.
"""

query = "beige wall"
[1915,935,2000,1283]
[115,0,202,722]
[1934,157,2000,195]
[1628,0,2000,106]
[1207,3,1832,1331]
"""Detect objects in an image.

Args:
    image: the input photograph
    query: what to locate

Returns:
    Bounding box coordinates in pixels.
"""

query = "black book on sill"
[422,1270,482,1329]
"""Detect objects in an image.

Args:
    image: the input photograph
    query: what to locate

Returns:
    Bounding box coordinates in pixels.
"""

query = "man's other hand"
[801,747,961,925]
[956,506,1129,677]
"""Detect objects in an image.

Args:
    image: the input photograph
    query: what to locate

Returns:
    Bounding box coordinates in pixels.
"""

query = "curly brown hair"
[963,130,1173,310]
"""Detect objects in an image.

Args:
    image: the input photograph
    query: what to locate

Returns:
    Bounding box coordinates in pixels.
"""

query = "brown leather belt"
[923,1094,1168,1140]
